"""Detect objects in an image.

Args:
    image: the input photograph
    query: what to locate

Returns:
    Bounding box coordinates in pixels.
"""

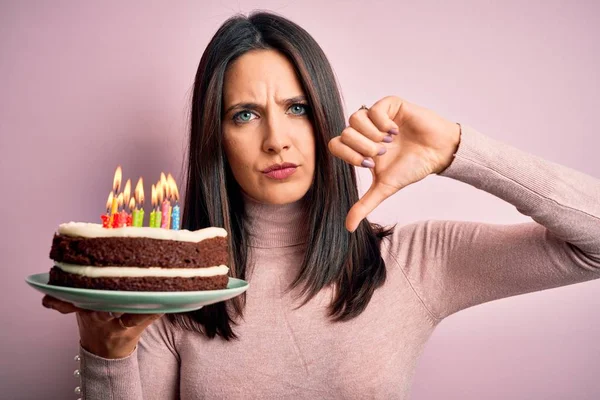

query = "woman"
[43,11,600,399]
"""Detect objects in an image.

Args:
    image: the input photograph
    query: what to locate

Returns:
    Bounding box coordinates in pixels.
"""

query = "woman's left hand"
[328,96,461,232]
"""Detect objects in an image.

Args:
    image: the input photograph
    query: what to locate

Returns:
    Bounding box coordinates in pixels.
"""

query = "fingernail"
[361,159,375,168]
[388,128,399,135]
[382,135,393,143]
[377,147,387,155]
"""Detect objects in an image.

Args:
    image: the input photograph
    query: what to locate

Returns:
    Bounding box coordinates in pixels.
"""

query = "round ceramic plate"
[26,272,249,314]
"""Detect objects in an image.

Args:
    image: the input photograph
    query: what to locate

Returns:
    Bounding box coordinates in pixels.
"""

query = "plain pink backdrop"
[2,1,599,399]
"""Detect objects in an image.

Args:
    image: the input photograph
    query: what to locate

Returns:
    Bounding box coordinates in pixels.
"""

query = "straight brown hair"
[168,11,392,339]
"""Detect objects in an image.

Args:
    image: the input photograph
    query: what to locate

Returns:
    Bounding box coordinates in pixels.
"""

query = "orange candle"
[121,179,132,227]
[108,166,122,228]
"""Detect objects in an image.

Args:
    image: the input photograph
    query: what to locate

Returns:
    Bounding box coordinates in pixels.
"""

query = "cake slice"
[49,222,229,291]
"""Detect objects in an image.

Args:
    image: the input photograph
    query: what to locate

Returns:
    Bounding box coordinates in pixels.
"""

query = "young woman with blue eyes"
[43,11,600,399]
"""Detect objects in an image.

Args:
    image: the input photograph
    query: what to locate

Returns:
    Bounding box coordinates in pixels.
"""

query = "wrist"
[435,122,461,174]
[80,338,137,360]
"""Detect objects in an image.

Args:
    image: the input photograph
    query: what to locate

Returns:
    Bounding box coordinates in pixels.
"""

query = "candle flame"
[151,184,157,208]
[106,192,114,212]
[117,192,124,209]
[160,172,169,199]
[123,179,132,207]
[135,177,144,206]
[167,174,179,202]
[157,180,164,204]
[129,197,136,211]
[112,166,122,193]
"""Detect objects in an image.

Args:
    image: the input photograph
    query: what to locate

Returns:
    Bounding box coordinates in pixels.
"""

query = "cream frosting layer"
[57,222,227,243]
[54,262,229,278]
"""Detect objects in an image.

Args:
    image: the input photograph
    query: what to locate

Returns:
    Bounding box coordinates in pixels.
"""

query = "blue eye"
[233,111,257,123]
[288,103,309,116]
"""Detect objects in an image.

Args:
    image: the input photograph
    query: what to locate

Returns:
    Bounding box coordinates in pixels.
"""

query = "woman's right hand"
[42,295,163,359]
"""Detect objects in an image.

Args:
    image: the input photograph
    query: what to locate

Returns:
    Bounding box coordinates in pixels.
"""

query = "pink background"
[2,1,599,398]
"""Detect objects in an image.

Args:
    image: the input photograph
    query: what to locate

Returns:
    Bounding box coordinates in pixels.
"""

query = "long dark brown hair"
[168,11,392,339]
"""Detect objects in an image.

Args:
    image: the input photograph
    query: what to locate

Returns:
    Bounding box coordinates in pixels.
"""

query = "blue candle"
[171,204,180,230]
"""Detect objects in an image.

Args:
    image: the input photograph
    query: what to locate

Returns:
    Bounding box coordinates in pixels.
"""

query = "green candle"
[149,210,156,228]
[153,209,162,228]
[136,208,145,227]
[132,209,140,227]
[133,178,145,227]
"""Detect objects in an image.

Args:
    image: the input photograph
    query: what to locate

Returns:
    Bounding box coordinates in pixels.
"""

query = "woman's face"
[222,49,315,205]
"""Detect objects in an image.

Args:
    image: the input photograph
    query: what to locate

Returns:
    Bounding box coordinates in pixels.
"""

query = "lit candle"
[127,198,135,227]
[108,166,122,228]
[149,184,156,228]
[115,193,125,228]
[151,183,162,228]
[131,197,138,227]
[123,179,131,209]
[160,173,170,229]
[123,179,131,213]
[168,174,180,230]
[133,177,145,227]
[101,192,113,228]
[120,180,132,227]
[155,182,163,228]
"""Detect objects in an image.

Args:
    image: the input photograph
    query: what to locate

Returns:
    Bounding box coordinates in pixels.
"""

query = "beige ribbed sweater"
[79,126,600,399]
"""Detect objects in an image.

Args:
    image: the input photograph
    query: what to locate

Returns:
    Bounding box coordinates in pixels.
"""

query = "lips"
[262,162,298,173]
[262,162,298,180]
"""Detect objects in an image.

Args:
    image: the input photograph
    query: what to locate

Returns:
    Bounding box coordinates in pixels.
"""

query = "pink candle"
[159,172,171,229]
[161,200,170,229]
[119,210,129,227]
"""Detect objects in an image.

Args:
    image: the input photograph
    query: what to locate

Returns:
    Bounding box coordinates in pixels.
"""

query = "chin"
[252,185,309,205]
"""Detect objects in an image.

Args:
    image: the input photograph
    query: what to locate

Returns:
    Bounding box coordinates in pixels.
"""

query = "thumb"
[346,182,396,232]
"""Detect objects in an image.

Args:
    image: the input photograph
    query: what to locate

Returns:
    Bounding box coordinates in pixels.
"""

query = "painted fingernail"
[382,135,393,143]
[388,128,399,135]
[377,147,387,155]
[361,159,375,168]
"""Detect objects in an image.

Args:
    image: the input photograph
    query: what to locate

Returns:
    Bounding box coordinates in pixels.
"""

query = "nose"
[262,113,291,154]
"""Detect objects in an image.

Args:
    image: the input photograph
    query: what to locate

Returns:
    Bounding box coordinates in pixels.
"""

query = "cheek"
[223,135,254,177]
[299,126,316,165]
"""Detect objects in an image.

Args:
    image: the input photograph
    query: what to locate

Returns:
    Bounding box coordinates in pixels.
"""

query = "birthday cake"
[46,167,229,291]
[48,223,230,291]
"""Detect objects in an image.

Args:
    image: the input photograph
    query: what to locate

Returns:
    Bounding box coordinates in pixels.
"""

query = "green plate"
[26,272,249,314]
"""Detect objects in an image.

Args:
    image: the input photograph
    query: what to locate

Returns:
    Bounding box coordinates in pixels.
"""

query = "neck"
[243,193,309,248]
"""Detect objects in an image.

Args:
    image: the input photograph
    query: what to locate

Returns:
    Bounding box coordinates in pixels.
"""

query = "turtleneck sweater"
[78,126,600,399]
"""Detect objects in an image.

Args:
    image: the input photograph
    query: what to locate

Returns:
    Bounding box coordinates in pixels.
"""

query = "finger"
[339,127,387,158]
[328,137,376,168]
[92,311,120,322]
[368,96,404,134]
[346,182,398,232]
[42,295,82,314]
[348,110,391,142]
[119,313,163,329]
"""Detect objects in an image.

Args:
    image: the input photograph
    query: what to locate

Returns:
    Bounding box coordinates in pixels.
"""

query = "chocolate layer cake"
[49,222,229,291]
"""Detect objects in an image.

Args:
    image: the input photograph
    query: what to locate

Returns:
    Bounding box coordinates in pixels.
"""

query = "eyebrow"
[223,95,307,115]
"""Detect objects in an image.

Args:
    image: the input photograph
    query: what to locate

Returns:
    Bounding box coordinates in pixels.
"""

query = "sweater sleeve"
[387,125,600,321]
[80,317,180,399]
